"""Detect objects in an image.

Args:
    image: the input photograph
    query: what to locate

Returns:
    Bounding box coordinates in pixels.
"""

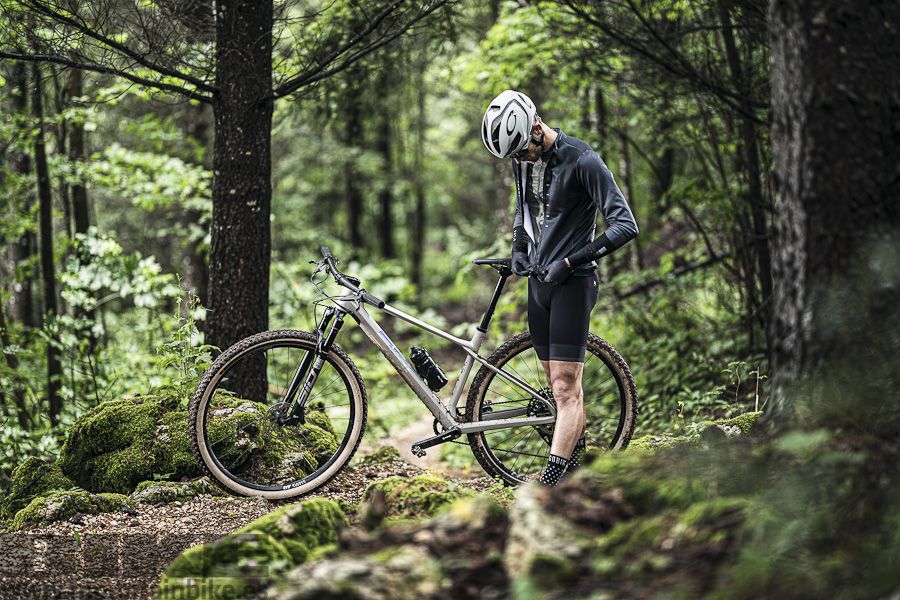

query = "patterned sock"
[567,436,587,473]
[539,453,569,487]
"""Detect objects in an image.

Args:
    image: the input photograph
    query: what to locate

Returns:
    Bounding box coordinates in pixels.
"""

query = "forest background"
[0,0,786,483]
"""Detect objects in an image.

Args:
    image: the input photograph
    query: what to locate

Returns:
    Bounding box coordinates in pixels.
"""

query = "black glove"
[511,225,532,277]
[541,258,573,285]
[511,249,532,277]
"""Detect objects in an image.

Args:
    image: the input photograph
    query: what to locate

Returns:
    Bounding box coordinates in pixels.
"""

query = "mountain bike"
[190,246,637,499]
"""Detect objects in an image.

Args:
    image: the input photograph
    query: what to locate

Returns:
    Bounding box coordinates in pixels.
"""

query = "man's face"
[513,121,544,163]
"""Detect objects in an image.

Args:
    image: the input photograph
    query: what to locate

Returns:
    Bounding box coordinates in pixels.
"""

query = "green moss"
[238,498,347,563]
[714,411,762,434]
[157,410,196,476]
[57,395,201,493]
[628,434,700,452]
[1,458,75,519]
[356,445,401,465]
[158,498,347,598]
[581,451,707,513]
[305,408,335,435]
[132,478,223,505]
[11,490,132,530]
[363,475,475,520]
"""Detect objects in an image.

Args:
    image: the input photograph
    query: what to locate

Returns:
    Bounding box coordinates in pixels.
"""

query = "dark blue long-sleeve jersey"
[512,130,639,276]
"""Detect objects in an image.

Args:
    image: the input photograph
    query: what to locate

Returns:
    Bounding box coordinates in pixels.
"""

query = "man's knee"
[550,367,582,403]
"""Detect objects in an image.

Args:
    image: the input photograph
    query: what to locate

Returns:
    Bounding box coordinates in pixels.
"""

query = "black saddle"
[473,257,512,275]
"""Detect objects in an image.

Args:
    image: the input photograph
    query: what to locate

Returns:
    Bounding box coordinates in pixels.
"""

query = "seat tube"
[477,273,509,333]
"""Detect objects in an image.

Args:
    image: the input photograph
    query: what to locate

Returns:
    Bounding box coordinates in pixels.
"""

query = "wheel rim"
[476,340,627,483]
[200,340,357,492]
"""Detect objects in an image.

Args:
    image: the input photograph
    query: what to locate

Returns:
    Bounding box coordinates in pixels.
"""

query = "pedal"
[410,427,462,458]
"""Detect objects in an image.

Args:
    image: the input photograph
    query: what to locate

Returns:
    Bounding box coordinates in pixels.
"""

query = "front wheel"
[189,329,367,499]
[465,332,638,485]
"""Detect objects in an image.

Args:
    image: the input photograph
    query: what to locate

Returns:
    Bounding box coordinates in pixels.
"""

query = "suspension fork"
[280,306,346,424]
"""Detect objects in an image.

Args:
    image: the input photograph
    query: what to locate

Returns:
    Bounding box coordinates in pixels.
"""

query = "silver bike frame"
[327,294,556,434]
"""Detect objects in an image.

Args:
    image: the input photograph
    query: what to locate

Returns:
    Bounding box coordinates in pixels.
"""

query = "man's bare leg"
[548,360,585,459]
[539,359,586,458]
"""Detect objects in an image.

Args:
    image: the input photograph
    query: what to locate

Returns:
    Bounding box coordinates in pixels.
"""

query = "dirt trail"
[0,446,493,600]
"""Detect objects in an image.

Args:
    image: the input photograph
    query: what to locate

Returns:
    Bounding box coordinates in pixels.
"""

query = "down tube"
[346,302,457,430]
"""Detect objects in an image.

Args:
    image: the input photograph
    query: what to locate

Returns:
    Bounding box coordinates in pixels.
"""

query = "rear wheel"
[465,332,637,485]
[189,329,367,499]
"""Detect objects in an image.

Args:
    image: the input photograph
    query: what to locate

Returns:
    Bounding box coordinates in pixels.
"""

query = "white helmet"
[481,90,537,159]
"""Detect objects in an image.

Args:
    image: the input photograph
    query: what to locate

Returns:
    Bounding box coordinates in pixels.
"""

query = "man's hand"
[541,258,573,285]
[511,249,532,277]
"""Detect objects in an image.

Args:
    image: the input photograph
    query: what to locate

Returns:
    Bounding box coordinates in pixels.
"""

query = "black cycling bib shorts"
[527,271,600,362]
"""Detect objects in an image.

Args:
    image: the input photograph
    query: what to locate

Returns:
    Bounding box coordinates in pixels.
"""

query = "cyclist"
[481,90,639,487]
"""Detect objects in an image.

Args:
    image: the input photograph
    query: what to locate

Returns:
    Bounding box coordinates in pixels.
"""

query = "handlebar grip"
[362,292,386,309]
[320,246,334,261]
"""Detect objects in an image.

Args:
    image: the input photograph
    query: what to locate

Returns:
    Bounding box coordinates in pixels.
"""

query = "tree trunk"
[768,0,900,432]
[344,70,364,250]
[8,62,35,328]
[410,57,427,296]
[32,63,63,425]
[376,68,394,259]
[0,303,30,428]
[205,0,274,400]
[68,68,90,237]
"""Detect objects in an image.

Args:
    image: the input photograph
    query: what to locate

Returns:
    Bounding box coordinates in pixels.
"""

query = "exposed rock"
[11,490,133,530]
[0,457,74,519]
[131,477,225,505]
[504,482,590,581]
[269,545,444,600]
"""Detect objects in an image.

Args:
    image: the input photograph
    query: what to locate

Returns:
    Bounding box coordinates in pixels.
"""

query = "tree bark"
[205,0,274,400]
[68,68,90,237]
[32,63,63,425]
[8,62,35,328]
[768,0,900,430]
[410,57,427,296]
[0,291,30,428]
[376,67,394,258]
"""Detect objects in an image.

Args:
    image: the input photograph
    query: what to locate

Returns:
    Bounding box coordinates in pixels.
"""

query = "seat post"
[477,272,511,332]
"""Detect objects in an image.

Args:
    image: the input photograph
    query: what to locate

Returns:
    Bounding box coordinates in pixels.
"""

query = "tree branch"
[18,0,216,94]
[0,50,213,103]
[271,0,448,100]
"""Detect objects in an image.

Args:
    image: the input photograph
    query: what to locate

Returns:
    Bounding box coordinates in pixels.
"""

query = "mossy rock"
[588,497,752,587]
[1,457,75,520]
[58,394,340,494]
[57,395,198,494]
[362,475,475,521]
[157,498,347,599]
[131,478,224,505]
[626,412,763,454]
[356,445,402,466]
[11,490,133,530]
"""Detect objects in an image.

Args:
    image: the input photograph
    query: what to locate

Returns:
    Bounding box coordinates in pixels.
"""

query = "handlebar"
[319,246,386,309]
